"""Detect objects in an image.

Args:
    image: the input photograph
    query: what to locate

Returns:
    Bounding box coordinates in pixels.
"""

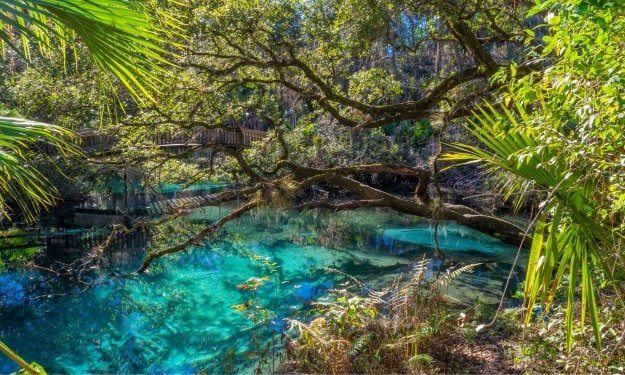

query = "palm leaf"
[443,100,607,351]
[0,0,176,102]
[0,117,81,222]
[0,339,46,375]
[523,210,547,325]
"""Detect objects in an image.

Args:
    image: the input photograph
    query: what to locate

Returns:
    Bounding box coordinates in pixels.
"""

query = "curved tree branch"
[135,199,260,274]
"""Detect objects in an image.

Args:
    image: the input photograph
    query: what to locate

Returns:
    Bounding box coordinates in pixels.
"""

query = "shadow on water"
[0,208,525,373]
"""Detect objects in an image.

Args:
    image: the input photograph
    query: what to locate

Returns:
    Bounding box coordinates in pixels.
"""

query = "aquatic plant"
[230,250,282,374]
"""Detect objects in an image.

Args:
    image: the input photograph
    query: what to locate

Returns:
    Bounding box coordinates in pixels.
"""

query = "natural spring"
[0,207,524,373]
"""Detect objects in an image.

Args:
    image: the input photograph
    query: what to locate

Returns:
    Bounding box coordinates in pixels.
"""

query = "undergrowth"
[278,260,625,374]
[278,259,484,374]
[509,298,625,374]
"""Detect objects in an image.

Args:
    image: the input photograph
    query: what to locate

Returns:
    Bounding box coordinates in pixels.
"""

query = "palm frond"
[0,117,81,222]
[443,100,607,351]
[0,0,176,102]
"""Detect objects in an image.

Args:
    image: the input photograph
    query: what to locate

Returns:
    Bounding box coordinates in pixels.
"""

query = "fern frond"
[322,267,364,288]
[431,263,482,290]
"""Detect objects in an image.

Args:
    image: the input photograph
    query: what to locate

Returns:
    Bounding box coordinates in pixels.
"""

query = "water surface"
[0,208,523,373]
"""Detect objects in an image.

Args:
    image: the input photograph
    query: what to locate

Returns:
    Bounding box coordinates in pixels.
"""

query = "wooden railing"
[40,127,267,154]
[148,128,266,148]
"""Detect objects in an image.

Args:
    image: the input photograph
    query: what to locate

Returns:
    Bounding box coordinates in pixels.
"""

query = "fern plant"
[283,258,481,373]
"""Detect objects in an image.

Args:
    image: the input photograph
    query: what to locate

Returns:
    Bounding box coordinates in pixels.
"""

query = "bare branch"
[135,199,260,274]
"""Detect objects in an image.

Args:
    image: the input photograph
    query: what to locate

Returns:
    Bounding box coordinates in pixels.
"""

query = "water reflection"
[0,208,524,373]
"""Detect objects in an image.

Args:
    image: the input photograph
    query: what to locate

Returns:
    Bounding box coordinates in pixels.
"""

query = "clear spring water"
[0,208,524,373]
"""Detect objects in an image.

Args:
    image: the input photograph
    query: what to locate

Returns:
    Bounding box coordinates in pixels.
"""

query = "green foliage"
[3,67,115,128]
[444,0,625,353]
[0,117,80,221]
[282,259,479,374]
[443,103,608,351]
[0,227,40,271]
[384,119,433,146]
[509,301,625,373]
[348,68,402,105]
[0,0,174,102]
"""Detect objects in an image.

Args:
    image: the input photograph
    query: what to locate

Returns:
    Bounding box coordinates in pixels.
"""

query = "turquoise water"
[79,180,228,213]
[0,208,523,373]
[105,179,229,196]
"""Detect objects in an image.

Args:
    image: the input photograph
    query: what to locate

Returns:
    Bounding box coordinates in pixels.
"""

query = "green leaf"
[0,0,177,102]
[524,210,547,324]
[0,117,81,222]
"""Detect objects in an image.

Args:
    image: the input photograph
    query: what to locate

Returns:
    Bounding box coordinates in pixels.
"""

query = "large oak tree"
[125,0,545,272]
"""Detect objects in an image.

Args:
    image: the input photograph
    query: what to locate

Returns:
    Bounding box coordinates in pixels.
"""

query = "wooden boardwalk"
[74,189,228,219]
[42,127,267,154]
[73,194,225,226]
